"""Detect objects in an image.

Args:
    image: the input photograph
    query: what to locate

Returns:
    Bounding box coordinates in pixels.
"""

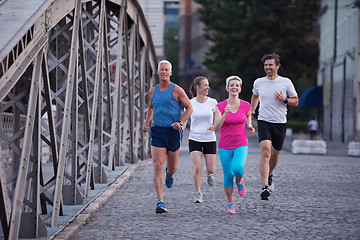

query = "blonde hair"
[226,76,242,87]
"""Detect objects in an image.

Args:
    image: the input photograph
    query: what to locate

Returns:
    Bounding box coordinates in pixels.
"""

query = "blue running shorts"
[150,125,182,152]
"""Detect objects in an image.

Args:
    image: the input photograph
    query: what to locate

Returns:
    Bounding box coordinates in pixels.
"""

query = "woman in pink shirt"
[212,76,255,214]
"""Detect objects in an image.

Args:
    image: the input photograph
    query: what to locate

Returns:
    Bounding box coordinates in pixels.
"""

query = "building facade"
[178,0,217,96]
[138,0,179,61]
[317,0,359,142]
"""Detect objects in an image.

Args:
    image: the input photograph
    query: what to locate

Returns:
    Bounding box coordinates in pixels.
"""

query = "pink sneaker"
[236,178,246,196]
[226,201,235,214]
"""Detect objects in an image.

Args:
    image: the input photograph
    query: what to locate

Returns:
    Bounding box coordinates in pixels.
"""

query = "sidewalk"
[283,134,350,157]
[52,128,360,240]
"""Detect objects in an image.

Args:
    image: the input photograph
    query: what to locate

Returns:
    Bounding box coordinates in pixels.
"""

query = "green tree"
[194,0,319,119]
[164,27,179,83]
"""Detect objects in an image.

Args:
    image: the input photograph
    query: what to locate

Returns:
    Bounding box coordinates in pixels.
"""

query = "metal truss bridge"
[0,0,156,239]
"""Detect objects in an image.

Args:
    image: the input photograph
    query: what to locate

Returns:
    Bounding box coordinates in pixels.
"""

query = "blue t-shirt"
[152,83,181,127]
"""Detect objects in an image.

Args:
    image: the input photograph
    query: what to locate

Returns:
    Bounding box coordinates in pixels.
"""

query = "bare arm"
[212,105,230,132]
[171,85,193,130]
[274,91,299,107]
[250,94,259,119]
[142,87,154,132]
[207,111,216,131]
[246,109,255,136]
[182,119,188,131]
[287,96,299,107]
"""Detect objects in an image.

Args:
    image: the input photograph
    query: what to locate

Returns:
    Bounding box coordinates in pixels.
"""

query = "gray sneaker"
[207,174,215,186]
[193,192,203,203]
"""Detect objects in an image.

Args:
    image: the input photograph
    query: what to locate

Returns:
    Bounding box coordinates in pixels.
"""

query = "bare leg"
[259,140,272,186]
[224,186,234,202]
[235,175,243,184]
[191,151,202,193]
[269,146,280,175]
[166,148,180,174]
[151,146,167,200]
[204,153,216,175]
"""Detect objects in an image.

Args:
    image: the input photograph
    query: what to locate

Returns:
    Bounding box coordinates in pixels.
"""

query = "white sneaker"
[268,174,274,192]
[193,192,203,203]
[207,174,215,186]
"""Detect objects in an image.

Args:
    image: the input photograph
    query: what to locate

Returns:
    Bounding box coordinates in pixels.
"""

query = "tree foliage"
[194,0,320,109]
[164,27,179,83]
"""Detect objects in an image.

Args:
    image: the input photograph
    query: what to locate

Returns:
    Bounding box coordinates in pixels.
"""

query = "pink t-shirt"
[217,99,250,149]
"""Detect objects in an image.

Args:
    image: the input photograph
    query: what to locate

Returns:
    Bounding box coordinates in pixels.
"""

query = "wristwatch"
[283,98,288,104]
[178,120,183,126]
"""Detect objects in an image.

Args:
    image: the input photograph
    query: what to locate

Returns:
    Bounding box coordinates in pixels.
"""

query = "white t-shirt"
[252,76,297,123]
[308,120,318,131]
[188,97,218,142]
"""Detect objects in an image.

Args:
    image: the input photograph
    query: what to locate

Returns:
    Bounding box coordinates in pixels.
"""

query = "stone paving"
[65,130,360,240]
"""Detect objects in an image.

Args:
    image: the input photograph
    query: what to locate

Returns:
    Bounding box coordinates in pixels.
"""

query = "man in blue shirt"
[142,60,193,213]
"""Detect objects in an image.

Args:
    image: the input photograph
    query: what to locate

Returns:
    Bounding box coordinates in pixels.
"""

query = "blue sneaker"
[156,200,168,214]
[165,167,174,188]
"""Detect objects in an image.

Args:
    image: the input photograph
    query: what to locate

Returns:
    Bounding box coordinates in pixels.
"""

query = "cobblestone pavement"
[68,130,360,240]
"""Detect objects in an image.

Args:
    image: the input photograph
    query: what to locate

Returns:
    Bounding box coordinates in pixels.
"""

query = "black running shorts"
[188,139,216,154]
[257,120,287,151]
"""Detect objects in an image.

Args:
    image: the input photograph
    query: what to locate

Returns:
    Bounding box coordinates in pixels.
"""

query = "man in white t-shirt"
[250,53,299,200]
[308,118,318,140]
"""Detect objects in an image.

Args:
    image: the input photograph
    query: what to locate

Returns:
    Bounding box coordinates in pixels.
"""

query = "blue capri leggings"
[218,146,248,188]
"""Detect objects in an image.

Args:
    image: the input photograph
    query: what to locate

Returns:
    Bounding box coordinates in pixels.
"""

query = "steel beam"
[0,0,157,238]
[8,52,41,239]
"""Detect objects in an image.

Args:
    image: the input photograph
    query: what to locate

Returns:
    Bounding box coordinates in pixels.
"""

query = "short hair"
[261,52,280,66]
[225,75,242,87]
[158,60,172,71]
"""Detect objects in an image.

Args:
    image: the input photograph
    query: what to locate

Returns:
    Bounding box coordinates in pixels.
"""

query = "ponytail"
[190,84,197,98]
[190,76,207,98]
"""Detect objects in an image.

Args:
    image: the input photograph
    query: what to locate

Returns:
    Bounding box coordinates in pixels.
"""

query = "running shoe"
[261,186,270,200]
[156,200,168,214]
[207,174,215,186]
[226,201,235,214]
[268,174,274,192]
[165,166,174,188]
[236,178,246,196]
[193,192,203,203]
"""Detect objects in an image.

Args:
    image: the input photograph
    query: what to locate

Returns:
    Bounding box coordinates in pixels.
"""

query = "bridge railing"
[0,0,157,239]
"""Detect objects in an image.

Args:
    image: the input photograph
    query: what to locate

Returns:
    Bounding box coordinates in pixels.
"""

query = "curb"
[51,159,153,240]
